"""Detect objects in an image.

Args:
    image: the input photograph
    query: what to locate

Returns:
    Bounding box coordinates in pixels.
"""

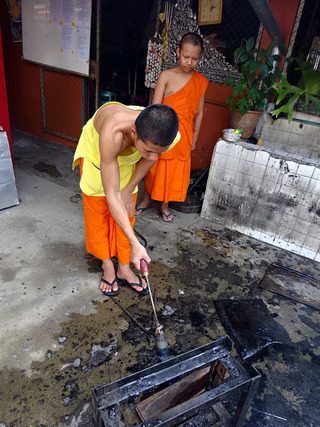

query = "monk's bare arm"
[121,158,156,215]
[152,71,168,104]
[192,93,205,150]
[99,127,150,265]
[123,158,156,194]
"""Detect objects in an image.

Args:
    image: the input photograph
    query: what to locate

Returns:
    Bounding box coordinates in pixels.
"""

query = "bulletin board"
[21,0,92,76]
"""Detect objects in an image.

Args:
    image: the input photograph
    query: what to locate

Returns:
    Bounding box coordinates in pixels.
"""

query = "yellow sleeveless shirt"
[73,102,180,197]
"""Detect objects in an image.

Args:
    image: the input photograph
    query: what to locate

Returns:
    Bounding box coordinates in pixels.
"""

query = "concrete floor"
[1,130,320,426]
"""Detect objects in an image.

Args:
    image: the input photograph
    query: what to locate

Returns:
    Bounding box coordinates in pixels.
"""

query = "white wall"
[201,138,320,261]
[260,111,320,160]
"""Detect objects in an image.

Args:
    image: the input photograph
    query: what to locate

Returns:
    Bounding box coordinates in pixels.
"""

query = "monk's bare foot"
[117,263,148,293]
[160,203,174,222]
[100,259,119,295]
[135,192,151,216]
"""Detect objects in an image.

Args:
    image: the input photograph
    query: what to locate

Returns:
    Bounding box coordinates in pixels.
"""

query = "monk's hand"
[121,188,135,217]
[192,140,197,151]
[131,241,151,270]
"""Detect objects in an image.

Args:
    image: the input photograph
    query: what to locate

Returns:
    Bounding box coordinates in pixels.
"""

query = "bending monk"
[73,102,179,296]
[136,33,209,222]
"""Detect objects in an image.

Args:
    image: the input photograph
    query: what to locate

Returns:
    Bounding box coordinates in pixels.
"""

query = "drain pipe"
[248,0,284,44]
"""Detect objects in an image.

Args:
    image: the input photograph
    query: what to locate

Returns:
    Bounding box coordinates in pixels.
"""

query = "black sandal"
[101,276,119,296]
[117,275,149,296]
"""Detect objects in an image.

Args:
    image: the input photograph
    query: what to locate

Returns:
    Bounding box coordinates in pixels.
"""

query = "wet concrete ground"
[0,130,320,426]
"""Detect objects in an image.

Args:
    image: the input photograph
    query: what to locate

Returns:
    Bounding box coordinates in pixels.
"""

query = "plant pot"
[230,109,263,138]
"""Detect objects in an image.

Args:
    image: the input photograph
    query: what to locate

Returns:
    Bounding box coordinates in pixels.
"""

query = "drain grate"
[92,336,260,426]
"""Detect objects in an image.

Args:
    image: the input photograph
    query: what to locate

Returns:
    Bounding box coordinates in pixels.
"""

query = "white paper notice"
[34,1,49,22]
[49,0,62,23]
[75,27,90,58]
[76,0,91,28]
[62,0,75,25]
[61,25,74,52]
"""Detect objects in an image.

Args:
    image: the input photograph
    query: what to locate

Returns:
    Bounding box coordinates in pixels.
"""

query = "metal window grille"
[40,67,86,143]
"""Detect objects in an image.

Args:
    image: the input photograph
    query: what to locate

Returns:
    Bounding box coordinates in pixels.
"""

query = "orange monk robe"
[144,71,209,203]
[80,158,137,264]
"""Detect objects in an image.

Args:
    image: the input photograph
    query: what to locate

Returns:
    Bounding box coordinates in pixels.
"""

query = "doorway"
[99,0,158,107]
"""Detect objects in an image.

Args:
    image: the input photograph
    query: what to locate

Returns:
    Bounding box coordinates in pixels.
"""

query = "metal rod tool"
[140,259,169,359]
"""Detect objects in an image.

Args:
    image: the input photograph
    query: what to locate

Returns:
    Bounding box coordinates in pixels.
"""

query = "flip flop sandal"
[101,276,120,296]
[117,275,149,296]
[135,205,150,217]
[160,211,174,222]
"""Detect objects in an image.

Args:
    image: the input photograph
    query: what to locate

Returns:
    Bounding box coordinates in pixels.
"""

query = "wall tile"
[224,156,240,173]
[251,162,267,179]
[273,235,289,249]
[278,212,294,226]
[234,172,249,188]
[254,150,270,166]
[260,232,276,245]
[240,148,256,162]
[267,157,283,169]
[260,178,278,194]
[285,241,302,254]
[227,142,242,158]
[239,160,254,175]
[222,169,237,184]
[307,125,319,138]
[304,235,320,252]
[247,228,261,240]
[314,253,320,263]
[307,178,320,196]
[288,132,302,145]
[297,164,315,178]
[292,175,312,193]
[295,218,312,236]
[215,139,229,155]
[278,118,290,131]
[270,119,282,130]
[290,230,307,246]
[277,181,292,197]
[264,166,281,182]
[211,154,227,171]
[261,139,276,149]
[210,165,227,181]
[299,247,316,260]
[298,148,314,159]
[312,168,320,181]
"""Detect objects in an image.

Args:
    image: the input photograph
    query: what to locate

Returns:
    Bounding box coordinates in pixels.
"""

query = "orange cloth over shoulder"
[144,71,208,203]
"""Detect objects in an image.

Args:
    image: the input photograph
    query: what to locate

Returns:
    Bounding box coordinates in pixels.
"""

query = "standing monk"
[73,103,179,296]
[135,33,209,222]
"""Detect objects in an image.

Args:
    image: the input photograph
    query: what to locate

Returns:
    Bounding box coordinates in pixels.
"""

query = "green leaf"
[269,73,276,85]
[271,93,301,123]
[257,49,267,60]
[273,74,304,104]
[234,47,246,56]
[308,94,320,112]
[258,62,269,77]
[246,37,255,51]
[239,52,249,63]
[277,43,287,57]
[301,70,320,96]
[274,68,282,79]
[249,61,259,74]
[264,52,274,68]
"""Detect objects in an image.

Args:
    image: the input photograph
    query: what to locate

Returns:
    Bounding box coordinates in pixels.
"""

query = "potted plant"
[224,36,291,138]
[271,57,320,123]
